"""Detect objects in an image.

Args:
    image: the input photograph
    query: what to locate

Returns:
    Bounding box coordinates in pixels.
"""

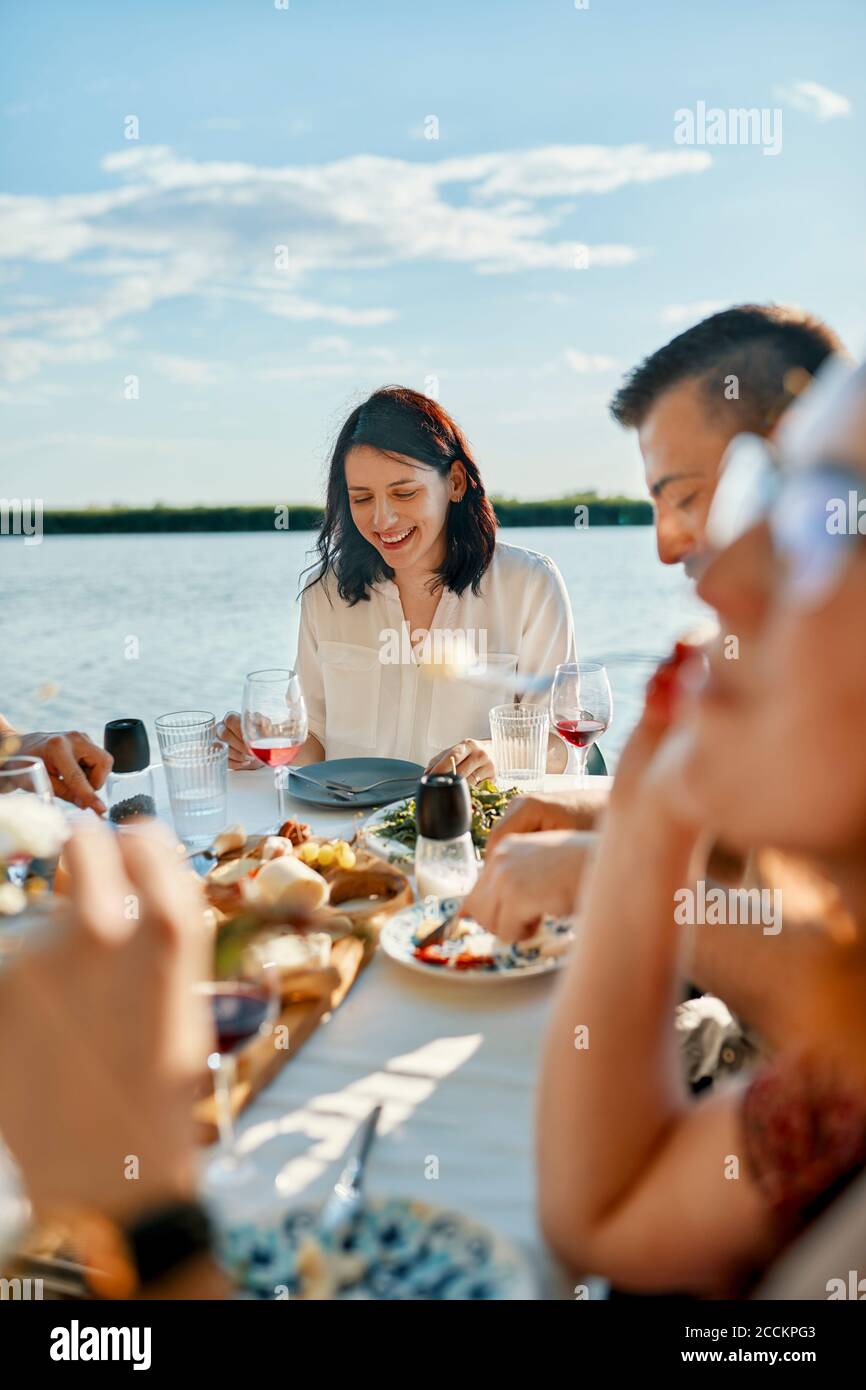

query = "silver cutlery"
[415,908,461,949]
[285,767,331,790]
[317,1103,382,1242]
[324,775,418,797]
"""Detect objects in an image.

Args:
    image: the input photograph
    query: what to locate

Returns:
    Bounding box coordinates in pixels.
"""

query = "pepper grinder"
[104,718,157,825]
[414,772,478,904]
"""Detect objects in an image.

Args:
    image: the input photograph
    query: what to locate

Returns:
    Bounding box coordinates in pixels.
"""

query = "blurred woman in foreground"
[536,359,866,1294]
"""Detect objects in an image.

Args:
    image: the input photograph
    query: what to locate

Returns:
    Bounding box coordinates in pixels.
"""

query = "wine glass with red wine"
[197,956,280,1191]
[241,668,308,821]
[550,662,612,780]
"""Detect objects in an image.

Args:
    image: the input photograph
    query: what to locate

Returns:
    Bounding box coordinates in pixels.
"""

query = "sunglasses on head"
[706,433,866,607]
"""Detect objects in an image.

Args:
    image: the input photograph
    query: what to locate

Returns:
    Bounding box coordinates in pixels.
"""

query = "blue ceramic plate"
[286,757,424,809]
[218,1195,535,1300]
[380,899,576,984]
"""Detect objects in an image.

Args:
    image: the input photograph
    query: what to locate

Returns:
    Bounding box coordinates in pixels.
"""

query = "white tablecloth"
[190,768,611,1298]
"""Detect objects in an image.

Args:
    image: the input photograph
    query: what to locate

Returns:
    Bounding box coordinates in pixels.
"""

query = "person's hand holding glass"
[240,669,308,820]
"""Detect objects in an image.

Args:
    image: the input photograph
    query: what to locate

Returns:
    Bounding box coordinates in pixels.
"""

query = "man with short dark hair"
[462,305,848,1048]
[609,304,845,571]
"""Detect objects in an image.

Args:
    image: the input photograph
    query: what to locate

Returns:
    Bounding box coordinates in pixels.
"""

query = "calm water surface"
[2,527,708,768]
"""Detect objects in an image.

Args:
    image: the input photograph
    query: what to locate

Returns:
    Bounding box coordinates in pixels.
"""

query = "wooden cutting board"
[194,933,373,1144]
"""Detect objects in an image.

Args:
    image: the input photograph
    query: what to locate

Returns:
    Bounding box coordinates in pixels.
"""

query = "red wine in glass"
[208,983,273,1054]
[550,662,612,777]
[554,717,608,750]
[248,738,304,768]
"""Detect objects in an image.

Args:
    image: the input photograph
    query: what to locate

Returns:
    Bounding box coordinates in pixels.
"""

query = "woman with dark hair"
[222,386,575,780]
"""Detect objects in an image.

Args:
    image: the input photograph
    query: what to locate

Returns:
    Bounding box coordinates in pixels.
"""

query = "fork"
[324,774,419,797]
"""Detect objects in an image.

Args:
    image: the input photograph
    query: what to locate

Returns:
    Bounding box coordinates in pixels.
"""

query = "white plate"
[361,798,418,865]
[361,792,517,866]
[380,898,574,984]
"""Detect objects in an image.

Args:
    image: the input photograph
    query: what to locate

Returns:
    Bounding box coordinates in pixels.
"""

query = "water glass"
[162,740,228,849]
[0,756,53,803]
[489,704,549,791]
[0,756,56,892]
[155,710,217,758]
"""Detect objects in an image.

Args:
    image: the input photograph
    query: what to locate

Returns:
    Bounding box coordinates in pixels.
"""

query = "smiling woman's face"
[673,369,866,858]
[344,445,462,574]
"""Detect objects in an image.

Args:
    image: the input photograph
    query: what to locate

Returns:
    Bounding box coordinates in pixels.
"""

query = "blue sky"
[2,0,865,507]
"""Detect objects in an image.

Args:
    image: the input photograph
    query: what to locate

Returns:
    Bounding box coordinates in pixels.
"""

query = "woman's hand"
[461,829,593,943]
[216,714,325,771]
[216,711,259,770]
[425,738,495,786]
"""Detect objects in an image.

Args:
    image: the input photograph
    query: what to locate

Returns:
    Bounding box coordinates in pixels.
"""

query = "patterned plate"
[218,1196,535,1300]
[379,898,575,984]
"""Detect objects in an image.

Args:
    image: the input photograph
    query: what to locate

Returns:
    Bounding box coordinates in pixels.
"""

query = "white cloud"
[258,341,408,382]
[0,141,711,380]
[440,144,712,200]
[660,300,728,327]
[564,349,618,373]
[775,80,852,121]
[0,336,114,384]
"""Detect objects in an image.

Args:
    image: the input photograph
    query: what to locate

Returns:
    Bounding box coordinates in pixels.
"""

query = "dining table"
[172,764,613,1299]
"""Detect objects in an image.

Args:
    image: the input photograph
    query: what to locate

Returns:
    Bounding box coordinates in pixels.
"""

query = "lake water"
[2,527,708,769]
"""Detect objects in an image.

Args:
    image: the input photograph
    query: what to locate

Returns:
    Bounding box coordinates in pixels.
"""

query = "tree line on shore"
[36,494,653,534]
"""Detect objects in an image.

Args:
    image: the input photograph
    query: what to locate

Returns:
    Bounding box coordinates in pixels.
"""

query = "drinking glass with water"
[488,704,549,792]
[156,714,228,849]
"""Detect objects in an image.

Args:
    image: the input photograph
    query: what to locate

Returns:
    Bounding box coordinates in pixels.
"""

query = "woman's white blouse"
[294,541,576,765]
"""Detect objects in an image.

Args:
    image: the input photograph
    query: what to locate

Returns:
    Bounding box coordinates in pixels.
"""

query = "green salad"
[374,779,520,853]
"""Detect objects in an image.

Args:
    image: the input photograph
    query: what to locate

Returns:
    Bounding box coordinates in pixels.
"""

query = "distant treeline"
[37,494,652,535]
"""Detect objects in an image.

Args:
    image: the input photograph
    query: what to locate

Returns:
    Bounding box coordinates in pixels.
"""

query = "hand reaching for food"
[460,829,591,943]
[484,789,607,853]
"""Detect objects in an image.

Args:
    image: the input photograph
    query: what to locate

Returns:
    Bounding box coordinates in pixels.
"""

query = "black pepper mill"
[103,719,157,824]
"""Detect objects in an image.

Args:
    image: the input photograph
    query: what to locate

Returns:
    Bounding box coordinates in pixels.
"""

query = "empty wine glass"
[550,662,613,780]
[241,669,308,823]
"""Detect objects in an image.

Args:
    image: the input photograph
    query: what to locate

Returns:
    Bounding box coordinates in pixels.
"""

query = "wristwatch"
[56,1199,214,1298]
